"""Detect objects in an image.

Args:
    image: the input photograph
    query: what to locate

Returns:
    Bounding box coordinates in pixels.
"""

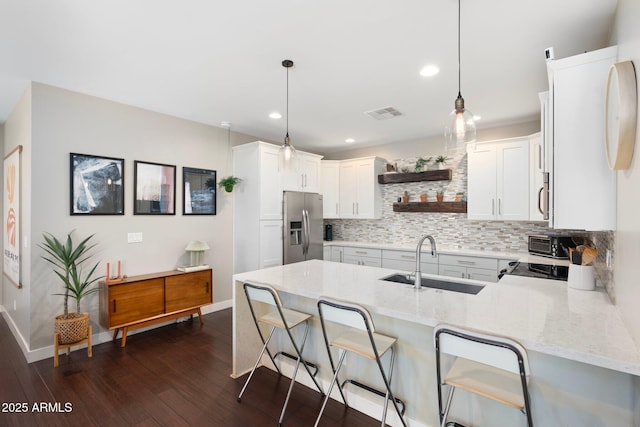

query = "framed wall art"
[183,167,216,215]
[70,153,124,215]
[134,160,176,215]
[4,145,22,288]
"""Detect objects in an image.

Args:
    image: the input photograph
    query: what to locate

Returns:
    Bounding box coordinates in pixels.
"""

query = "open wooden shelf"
[378,169,452,184]
[393,201,467,213]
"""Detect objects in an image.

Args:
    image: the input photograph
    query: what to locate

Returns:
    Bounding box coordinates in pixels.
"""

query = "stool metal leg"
[376,346,406,427]
[237,326,277,401]
[440,386,455,427]
[314,349,347,427]
[283,316,324,396]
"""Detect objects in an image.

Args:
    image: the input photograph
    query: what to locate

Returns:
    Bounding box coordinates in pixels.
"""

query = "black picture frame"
[70,153,124,215]
[183,167,217,215]
[133,160,176,215]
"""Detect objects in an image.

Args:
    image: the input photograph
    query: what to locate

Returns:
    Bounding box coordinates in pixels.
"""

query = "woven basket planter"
[54,312,90,345]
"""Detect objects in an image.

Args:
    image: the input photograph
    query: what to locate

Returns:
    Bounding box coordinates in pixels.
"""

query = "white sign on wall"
[4,145,22,289]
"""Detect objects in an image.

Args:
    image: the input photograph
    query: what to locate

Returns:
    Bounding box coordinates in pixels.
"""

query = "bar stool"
[315,297,406,427]
[238,282,324,426]
[433,324,533,427]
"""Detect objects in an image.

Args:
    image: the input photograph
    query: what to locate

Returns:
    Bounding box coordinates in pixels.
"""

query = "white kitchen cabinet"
[339,157,386,219]
[330,246,344,263]
[381,249,438,275]
[323,246,331,261]
[283,151,323,193]
[321,160,340,218]
[233,142,284,273]
[529,132,545,221]
[546,46,617,230]
[342,247,382,267]
[467,137,529,221]
[438,254,499,282]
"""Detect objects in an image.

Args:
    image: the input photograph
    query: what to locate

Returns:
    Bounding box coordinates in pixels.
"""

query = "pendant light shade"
[445,0,476,152]
[279,59,298,171]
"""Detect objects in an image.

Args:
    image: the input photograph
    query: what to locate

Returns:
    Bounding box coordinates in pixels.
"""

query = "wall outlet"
[13,300,16,311]
[128,232,143,243]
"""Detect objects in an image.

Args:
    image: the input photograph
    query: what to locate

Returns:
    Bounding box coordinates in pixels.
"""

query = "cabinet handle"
[352,203,355,214]
[400,255,415,260]
[492,199,495,215]
[538,144,542,169]
[113,299,117,313]
[498,199,502,215]
[467,273,471,279]
[335,203,338,215]
[461,272,465,278]
[356,203,359,215]
[355,251,367,255]
[206,282,210,293]
[457,260,476,265]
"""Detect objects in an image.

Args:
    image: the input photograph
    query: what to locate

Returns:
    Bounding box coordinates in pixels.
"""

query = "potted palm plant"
[40,231,102,345]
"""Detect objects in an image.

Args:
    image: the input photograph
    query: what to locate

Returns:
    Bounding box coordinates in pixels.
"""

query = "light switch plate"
[128,232,143,243]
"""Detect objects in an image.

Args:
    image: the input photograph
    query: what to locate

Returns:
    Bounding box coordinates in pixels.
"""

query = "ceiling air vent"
[364,106,403,120]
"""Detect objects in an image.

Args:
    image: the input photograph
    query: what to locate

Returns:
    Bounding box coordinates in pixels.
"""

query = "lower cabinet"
[438,254,499,282]
[99,269,213,346]
[330,246,344,263]
[381,249,438,275]
[342,247,382,267]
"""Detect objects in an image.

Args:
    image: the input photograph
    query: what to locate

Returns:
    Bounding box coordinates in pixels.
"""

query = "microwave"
[528,234,575,259]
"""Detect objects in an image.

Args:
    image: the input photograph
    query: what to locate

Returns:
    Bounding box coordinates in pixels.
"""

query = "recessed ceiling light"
[420,65,440,77]
[269,112,282,119]
[345,138,355,143]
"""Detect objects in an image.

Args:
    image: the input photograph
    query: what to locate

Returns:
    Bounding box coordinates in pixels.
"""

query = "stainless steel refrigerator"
[283,191,324,264]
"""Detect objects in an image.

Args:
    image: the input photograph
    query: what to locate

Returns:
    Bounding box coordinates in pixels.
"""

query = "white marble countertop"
[233,259,640,376]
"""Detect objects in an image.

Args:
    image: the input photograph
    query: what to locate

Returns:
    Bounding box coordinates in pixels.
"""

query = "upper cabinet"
[283,151,323,193]
[546,46,617,230]
[467,137,530,221]
[321,160,340,218]
[338,157,386,219]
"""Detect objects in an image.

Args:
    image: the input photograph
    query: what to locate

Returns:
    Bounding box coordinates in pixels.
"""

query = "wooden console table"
[99,269,212,347]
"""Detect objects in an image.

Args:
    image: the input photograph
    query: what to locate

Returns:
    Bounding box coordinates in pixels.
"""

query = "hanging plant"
[218,176,242,193]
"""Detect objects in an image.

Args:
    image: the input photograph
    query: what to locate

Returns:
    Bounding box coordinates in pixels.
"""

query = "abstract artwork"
[183,167,216,215]
[4,145,21,288]
[70,153,124,215]
[134,161,176,215]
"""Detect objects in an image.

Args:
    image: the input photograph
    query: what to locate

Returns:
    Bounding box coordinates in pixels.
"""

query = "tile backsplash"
[325,151,615,298]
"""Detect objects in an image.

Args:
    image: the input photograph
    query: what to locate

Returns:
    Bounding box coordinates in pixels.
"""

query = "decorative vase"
[54,312,90,345]
[420,194,427,202]
[402,195,410,203]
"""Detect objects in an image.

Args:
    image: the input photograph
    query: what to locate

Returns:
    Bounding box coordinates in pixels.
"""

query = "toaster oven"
[528,234,575,259]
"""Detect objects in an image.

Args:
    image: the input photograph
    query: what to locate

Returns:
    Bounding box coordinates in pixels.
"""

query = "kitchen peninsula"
[232,260,640,426]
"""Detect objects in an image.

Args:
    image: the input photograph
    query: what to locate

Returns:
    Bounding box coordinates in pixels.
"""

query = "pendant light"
[444,0,476,152]
[279,59,297,171]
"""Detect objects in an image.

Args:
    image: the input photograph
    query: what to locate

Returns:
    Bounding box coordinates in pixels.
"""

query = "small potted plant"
[218,176,241,193]
[40,231,102,347]
[414,157,432,172]
[436,190,445,202]
[434,155,450,169]
[420,193,428,202]
[402,191,410,203]
[455,192,465,202]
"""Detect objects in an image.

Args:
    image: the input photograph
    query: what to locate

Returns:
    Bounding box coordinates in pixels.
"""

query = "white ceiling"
[0,0,618,154]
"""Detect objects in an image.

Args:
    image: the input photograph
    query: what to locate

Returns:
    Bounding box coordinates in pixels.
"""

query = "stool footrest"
[341,378,406,415]
[275,351,319,377]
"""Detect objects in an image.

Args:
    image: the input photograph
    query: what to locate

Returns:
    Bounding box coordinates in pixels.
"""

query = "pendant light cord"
[457,0,461,97]
[286,64,289,138]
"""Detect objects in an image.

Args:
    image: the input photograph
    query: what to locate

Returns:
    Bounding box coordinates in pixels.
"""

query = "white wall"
[610,0,640,348]
[3,82,261,355]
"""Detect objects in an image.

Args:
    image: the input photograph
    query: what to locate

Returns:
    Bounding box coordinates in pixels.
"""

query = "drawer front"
[467,267,498,283]
[108,279,165,327]
[343,247,382,258]
[343,254,382,268]
[165,270,213,313]
[382,250,438,265]
[438,264,467,279]
[438,254,498,270]
[381,258,438,275]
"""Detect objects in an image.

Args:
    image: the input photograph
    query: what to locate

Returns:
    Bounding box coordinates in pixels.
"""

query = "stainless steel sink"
[380,274,484,295]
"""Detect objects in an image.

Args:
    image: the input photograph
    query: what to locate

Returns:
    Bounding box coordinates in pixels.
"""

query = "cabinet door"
[360,257,382,268]
[354,159,375,218]
[260,220,283,268]
[259,145,283,220]
[497,138,529,220]
[466,268,498,282]
[331,246,344,262]
[342,254,360,265]
[529,133,545,221]
[322,161,340,218]
[438,265,466,279]
[108,279,165,327]
[165,270,212,313]
[467,144,497,220]
[339,161,357,218]
[300,154,321,193]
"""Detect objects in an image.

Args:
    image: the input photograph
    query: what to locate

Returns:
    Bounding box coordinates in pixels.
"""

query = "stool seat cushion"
[444,357,526,410]
[331,329,396,360]
[260,308,311,330]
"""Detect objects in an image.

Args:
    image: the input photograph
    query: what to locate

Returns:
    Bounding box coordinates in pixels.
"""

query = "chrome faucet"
[407,235,437,289]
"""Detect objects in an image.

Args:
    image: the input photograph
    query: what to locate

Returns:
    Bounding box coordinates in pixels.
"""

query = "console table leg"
[197,308,204,325]
[121,327,128,347]
[112,329,120,341]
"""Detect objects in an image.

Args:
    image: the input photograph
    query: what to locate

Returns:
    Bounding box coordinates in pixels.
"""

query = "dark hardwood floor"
[0,309,380,426]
